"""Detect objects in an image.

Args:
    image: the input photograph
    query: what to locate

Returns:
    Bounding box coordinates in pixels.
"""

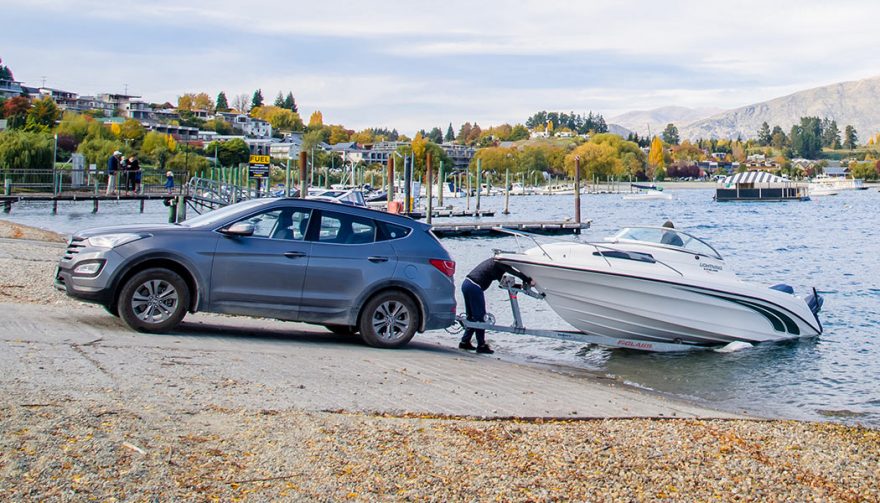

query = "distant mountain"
[605,123,633,138]
[610,106,722,137]
[680,76,880,141]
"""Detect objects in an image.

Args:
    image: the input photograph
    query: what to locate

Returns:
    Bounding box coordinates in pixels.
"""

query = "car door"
[297,209,397,324]
[209,206,312,320]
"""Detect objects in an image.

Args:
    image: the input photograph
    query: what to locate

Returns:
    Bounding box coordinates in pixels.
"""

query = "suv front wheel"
[118,268,190,333]
[358,291,419,349]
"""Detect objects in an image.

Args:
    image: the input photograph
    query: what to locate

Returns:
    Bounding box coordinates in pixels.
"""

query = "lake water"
[5,188,879,426]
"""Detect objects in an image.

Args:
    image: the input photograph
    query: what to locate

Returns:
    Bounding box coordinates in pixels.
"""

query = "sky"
[2,0,878,135]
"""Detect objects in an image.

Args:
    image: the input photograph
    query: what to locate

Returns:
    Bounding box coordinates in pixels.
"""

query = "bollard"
[168,199,177,223]
[3,201,11,213]
[176,195,186,222]
[52,199,58,215]
[93,199,99,213]
[139,199,145,213]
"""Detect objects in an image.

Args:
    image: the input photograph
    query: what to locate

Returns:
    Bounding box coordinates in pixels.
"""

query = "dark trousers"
[461,278,487,346]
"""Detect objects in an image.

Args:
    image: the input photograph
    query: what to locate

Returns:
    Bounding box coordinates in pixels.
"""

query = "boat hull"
[498,258,822,346]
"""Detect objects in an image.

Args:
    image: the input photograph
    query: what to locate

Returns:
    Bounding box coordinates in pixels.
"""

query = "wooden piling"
[426,152,433,225]
[299,151,308,198]
[574,156,581,224]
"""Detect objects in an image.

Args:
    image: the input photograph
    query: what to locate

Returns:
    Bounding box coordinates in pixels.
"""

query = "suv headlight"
[86,233,149,249]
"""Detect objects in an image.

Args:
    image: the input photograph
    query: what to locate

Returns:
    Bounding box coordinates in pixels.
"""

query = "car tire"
[358,291,419,349]
[118,268,189,333]
[324,324,357,336]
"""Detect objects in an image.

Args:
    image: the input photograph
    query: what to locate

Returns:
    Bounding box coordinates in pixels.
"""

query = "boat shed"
[715,171,810,202]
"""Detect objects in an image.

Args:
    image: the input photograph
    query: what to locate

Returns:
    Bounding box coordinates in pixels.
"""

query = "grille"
[63,237,87,260]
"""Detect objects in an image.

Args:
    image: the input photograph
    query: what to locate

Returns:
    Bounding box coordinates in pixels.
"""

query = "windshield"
[181,198,277,228]
[612,227,722,259]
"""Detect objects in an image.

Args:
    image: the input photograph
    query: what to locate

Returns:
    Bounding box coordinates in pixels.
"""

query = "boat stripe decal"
[696,291,799,335]
[499,258,821,335]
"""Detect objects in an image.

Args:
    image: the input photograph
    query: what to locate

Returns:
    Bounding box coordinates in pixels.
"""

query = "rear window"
[377,222,412,241]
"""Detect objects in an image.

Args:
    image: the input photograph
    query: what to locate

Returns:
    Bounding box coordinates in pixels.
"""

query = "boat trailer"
[453,276,738,353]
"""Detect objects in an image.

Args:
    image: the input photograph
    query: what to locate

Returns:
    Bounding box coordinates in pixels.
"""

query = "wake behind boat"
[495,226,823,348]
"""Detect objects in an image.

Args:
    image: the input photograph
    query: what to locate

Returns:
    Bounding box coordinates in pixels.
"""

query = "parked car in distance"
[55,198,457,348]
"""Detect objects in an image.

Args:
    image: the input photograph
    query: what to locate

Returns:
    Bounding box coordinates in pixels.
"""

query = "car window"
[316,211,376,244]
[377,222,412,241]
[235,208,311,240]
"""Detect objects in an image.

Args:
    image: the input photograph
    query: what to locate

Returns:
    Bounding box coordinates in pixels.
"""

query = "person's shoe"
[458,341,476,351]
[476,344,494,354]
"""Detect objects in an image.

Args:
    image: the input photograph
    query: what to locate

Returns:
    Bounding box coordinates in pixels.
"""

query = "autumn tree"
[3,96,31,129]
[328,125,352,144]
[648,136,665,179]
[141,131,177,169]
[231,94,250,113]
[24,96,60,133]
[119,118,146,144]
[308,110,324,130]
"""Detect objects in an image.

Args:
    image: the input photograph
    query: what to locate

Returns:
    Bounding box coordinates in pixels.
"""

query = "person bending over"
[460,257,532,354]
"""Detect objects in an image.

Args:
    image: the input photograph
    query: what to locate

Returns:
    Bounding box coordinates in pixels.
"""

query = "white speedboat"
[623,184,673,200]
[496,226,823,347]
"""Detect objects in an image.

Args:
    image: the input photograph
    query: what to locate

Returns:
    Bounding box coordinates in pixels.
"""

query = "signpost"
[248,154,270,197]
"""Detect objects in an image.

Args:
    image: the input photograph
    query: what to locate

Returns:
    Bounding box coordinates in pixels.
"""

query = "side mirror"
[221,222,255,237]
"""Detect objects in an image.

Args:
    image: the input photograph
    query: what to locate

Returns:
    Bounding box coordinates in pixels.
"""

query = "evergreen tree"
[822,120,841,149]
[661,123,680,145]
[283,92,297,112]
[445,123,455,142]
[843,125,858,150]
[215,91,229,112]
[757,122,771,146]
[770,125,787,149]
[251,89,264,108]
[274,91,284,107]
[790,117,823,158]
[0,57,13,81]
[428,127,443,144]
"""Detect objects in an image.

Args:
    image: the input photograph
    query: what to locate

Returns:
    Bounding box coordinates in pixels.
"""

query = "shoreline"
[1,221,878,499]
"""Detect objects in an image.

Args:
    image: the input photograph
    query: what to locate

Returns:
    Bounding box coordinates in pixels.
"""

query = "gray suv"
[55,198,457,348]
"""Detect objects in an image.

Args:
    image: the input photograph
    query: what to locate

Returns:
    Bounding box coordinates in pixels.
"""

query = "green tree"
[141,131,177,169]
[843,125,858,150]
[770,125,788,149]
[427,127,443,143]
[822,119,841,149]
[445,123,455,142]
[509,124,530,141]
[0,130,53,169]
[0,57,13,81]
[119,118,146,144]
[283,92,297,112]
[207,138,250,167]
[251,89,264,109]
[661,123,680,145]
[215,91,230,112]
[790,117,822,158]
[757,122,771,146]
[203,118,232,135]
[167,150,210,175]
[24,96,60,133]
[274,91,284,107]
[77,135,119,167]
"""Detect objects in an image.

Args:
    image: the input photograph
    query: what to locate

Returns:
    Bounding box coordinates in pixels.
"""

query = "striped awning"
[720,171,786,185]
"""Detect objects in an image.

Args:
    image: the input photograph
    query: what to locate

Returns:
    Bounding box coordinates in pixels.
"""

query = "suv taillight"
[429,259,456,278]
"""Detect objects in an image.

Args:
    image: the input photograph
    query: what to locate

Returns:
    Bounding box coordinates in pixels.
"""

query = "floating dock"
[431,220,590,237]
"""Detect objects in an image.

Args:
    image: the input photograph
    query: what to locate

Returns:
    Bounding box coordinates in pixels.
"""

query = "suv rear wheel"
[118,268,190,333]
[358,291,419,349]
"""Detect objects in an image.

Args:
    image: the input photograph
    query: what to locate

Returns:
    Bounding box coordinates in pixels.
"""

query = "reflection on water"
[5,189,880,425]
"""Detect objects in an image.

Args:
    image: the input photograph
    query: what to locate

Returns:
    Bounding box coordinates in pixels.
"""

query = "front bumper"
[54,247,124,305]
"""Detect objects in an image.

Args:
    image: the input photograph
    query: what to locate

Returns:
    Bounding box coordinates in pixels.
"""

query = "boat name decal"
[700,262,723,273]
[616,339,654,350]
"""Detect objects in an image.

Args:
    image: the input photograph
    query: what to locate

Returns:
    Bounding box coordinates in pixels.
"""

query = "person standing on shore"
[164,171,174,194]
[460,257,533,354]
[127,154,141,194]
[106,151,122,195]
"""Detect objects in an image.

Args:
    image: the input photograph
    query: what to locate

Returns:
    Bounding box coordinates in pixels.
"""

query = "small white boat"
[623,184,672,200]
[496,226,823,347]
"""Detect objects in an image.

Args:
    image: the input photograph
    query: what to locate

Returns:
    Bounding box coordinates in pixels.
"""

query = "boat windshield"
[612,227,722,259]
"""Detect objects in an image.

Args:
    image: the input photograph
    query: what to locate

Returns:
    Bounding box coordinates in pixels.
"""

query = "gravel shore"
[1,219,878,501]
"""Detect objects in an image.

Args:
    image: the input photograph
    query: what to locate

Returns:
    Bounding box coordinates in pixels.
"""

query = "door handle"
[283,251,307,259]
[368,256,389,263]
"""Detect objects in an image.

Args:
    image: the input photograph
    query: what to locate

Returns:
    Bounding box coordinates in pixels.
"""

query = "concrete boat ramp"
[0,302,741,419]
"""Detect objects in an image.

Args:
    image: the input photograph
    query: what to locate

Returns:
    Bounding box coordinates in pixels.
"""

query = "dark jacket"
[465,258,531,291]
[107,155,120,174]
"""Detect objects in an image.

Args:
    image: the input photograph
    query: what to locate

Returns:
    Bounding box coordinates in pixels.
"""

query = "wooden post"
[176,195,186,222]
[93,199,98,213]
[503,168,510,215]
[475,159,482,212]
[299,151,308,198]
[574,156,581,224]
[437,160,444,206]
[426,152,433,225]
[386,156,394,211]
